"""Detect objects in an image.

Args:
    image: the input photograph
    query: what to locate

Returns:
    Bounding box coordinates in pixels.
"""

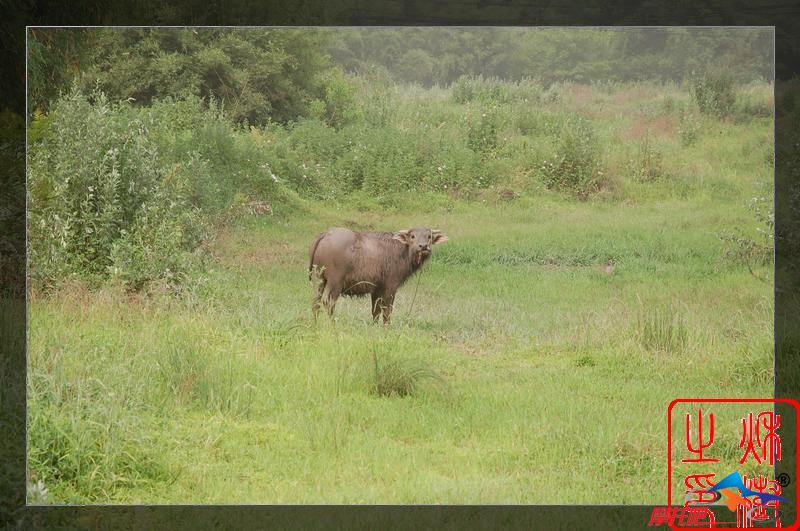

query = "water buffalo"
[309,227,449,323]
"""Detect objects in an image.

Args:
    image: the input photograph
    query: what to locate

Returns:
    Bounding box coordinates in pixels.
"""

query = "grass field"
[26,81,774,504]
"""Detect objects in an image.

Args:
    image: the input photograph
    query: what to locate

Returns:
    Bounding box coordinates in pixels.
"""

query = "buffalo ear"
[432,230,449,245]
[393,230,411,244]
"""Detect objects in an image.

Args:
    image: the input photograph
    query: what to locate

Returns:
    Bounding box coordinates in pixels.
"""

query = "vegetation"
[26,28,774,504]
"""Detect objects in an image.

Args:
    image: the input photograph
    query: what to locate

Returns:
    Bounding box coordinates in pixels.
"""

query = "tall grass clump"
[627,134,666,183]
[452,75,509,104]
[353,66,396,127]
[155,340,256,418]
[678,107,702,147]
[732,83,773,122]
[452,75,542,105]
[635,302,689,353]
[371,350,443,397]
[27,397,170,502]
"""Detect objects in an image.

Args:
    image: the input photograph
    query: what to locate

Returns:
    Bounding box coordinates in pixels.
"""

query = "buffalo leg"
[323,285,341,319]
[381,292,395,324]
[371,292,385,322]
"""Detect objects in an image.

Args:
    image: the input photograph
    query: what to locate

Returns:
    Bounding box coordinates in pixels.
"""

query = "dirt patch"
[619,113,676,142]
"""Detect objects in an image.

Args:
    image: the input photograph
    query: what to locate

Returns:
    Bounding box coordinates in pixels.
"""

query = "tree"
[29,28,335,125]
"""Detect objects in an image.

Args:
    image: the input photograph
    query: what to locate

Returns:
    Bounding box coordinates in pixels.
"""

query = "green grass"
[27,198,773,504]
[27,81,774,504]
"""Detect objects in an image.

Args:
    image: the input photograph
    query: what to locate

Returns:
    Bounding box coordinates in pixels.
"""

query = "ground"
[27,193,773,504]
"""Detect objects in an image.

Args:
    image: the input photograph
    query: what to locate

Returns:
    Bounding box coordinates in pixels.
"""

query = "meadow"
[26,76,774,504]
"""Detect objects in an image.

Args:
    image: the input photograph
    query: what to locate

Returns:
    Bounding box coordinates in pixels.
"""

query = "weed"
[626,134,665,183]
[678,108,702,147]
[718,193,774,279]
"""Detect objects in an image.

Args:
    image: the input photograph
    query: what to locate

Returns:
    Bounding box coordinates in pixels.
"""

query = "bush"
[691,69,736,117]
[540,115,604,198]
[309,67,359,130]
[28,89,213,292]
[718,193,774,274]
[515,110,539,136]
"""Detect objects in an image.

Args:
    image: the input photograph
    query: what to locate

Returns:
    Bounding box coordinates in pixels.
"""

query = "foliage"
[452,75,542,105]
[678,107,702,147]
[26,29,775,294]
[49,28,331,125]
[718,193,774,275]
[462,102,500,155]
[732,83,773,122]
[309,67,360,130]
[329,27,773,86]
[691,69,736,117]
[626,135,665,183]
[27,396,170,502]
[540,116,603,198]
[27,28,94,114]
[27,89,214,292]
[354,66,396,128]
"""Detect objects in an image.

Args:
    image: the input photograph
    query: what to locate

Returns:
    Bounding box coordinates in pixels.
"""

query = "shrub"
[27,89,213,292]
[691,69,736,117]
[309,67,359,130]
[718,193,774,275]
[426,142,482,193]
[540,115,604,198]
[515,110,539,136]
